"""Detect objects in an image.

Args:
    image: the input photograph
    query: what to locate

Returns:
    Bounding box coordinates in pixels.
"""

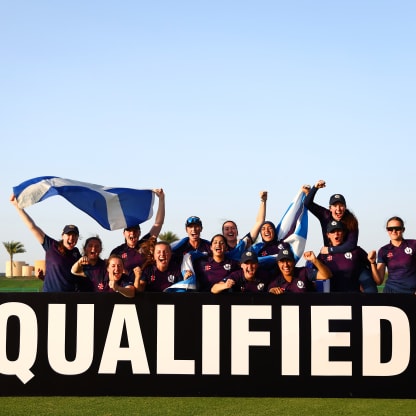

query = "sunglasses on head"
[186,216,201,224]
[386,226,403,232]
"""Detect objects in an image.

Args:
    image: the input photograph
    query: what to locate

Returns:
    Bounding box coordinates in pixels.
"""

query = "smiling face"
[277,258,295,280]
[186,224,202,242]
[261,223,275,243]
[211,235,227,260]
[154,242,172,271]
[241,260,259,280]
[329,202,346,221]
[107,256,124,281]
[386,218,405,243]
[222,221,238,246]
[124,228,140,248]
[84,237,102,259]
[62,232,79,250]
[327,228,344,247]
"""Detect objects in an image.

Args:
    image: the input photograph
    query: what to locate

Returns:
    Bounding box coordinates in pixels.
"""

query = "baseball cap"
[327,220,344,233]
[240,250,258,264]
[276,248,295,262]
[124,224,141,232]
[62,224,79,235]
[329,194,346,206]
[185,216,202,227]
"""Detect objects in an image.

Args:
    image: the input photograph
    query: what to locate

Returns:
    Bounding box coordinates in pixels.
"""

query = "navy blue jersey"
[42,234,81,292]
[110,232,151,278]
[171,237,211,261]
[377,239,416,293]
[318,247,369,292]
[304,186,358,253]
[193,256,241,291]
[79,258,109,292]
[268,267,317,293]
[228,268,272,293]
[141,260,183,292]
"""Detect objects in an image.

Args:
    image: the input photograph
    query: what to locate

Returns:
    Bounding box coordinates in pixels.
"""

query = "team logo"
[387,252,393,258]
[150,274,156,282]
[224,263,231,271]
[204,265,212,271]
[297,281,305,289]
[327,255,333,261]
[168,274,175,283]
[345,252,352,260]
[405,247,413,255]
[257,283,265,291]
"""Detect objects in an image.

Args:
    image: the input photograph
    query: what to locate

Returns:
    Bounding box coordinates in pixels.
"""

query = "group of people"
[9,179,416,296]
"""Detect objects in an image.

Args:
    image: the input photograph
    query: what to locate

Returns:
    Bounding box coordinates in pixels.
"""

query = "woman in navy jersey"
[10,194,82,292]
[110,188,165,280]
[268,248,331,295]
[107,254,135,298]
[212,250,273,294]
[71,236,108,292]
[304,179,376,293]
[368,216,416,294]
[193,234,240,292]
[318,220,377,292]
[135,241,191,292]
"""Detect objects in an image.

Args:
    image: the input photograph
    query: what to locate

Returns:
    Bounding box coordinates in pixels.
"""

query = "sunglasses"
[386,226,403,232]
[186,216,201,224]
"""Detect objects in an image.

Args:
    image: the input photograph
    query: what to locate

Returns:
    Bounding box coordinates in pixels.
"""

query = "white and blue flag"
[13,176,155,230]
[164,252,198,292]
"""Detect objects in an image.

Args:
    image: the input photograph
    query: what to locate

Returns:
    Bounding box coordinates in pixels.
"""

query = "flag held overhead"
[13,176,154,231]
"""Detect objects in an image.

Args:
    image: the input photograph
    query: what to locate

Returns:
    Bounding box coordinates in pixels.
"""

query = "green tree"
[3,240,26,278]
[158,231,180,244]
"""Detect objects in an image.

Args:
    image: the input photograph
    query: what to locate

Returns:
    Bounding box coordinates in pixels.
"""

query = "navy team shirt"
[141,260,183,292]
[193,256,240,292]
[318,247,370,292]
[42,234,81,292]
[228,267,272,293]
[268,267,317,293]
[377,239,416,293]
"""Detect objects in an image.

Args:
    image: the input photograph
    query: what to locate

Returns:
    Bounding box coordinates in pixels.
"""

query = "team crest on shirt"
[344,252,352,260]
[297,281,305,289]
[168,274,175,283]
[327,255,333,261]
[387,252,393,258]
[405,247,413,255]
[204,265,211,271]
[224,263,231,271]
[257,283,265,291]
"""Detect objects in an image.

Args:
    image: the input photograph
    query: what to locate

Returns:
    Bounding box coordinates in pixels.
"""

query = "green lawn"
[0,397,415,416]
[0,276,43,292]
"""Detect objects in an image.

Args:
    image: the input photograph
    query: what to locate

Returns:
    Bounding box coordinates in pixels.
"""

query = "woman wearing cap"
[368,216,416,293]
[10,194,82,292]
[110,188,165,280]
[318,220,378,292]
[212,249,274,294]
[303,180,376,293]
[268,249,331,295]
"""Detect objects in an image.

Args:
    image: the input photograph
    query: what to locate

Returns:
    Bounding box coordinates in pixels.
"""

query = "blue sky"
[1,1,415,272]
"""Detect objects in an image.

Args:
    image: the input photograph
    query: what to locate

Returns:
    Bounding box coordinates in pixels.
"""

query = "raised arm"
[148,188,165,238]
[10,194,45,244]
[304,250,332,280]
[249,191,267,242]
[367,250,385,285]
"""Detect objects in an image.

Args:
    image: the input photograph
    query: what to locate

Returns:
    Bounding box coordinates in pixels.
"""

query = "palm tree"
[3,240,26,278]
[158,231,180,244]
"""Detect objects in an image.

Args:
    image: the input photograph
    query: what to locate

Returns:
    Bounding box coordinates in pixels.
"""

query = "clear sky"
[1,1,415,273]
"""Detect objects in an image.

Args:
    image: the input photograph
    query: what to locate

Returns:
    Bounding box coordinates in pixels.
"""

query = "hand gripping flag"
[13,176,154,230]
[164,252,198,292]
[252,189,308,265]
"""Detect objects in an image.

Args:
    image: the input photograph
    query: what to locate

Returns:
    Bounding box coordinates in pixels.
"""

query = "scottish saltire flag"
[276,189,308,262]
[13,176,154,230]
[164,253,197,292]
[253,189,308,265]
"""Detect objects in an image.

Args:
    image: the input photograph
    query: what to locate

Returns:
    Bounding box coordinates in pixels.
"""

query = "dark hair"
[222,220,238,234]
[340,209,359,233]
[210,234,227,245]
[386,216,405,228]
[83,236,103,254]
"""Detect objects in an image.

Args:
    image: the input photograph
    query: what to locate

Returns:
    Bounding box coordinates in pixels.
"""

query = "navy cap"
[62,224,79,235]
[329,194,346,206]
[240,250,258,264]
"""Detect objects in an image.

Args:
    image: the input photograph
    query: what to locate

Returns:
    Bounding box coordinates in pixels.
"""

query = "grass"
[0,276,43,292]
[0,397,415,416]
